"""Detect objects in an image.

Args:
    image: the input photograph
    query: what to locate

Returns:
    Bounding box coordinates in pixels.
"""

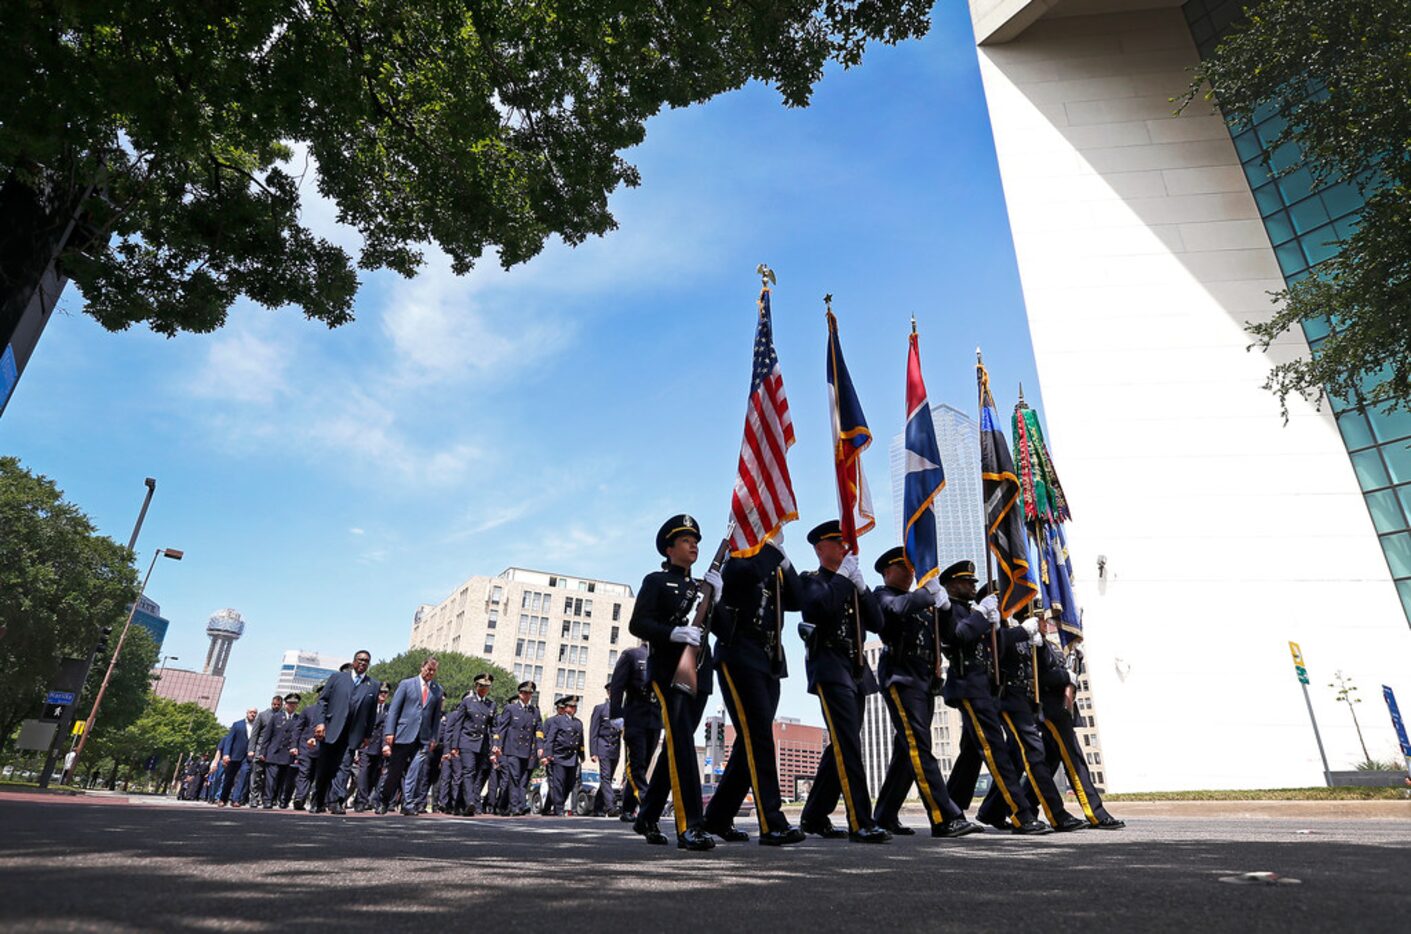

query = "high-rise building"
[203,608,245,678]
[410,567,636,708]
[151,668,224,713]
[888,401,986,572]
[129,595,169,651]
[966,0,1411,790]
[274,650,344,696]
[719,717,828,802]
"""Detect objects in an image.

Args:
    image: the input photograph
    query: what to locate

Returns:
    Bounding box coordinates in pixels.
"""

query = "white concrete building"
[274,650,344,696]
[967,0,1411,790]
[410,568,636,706]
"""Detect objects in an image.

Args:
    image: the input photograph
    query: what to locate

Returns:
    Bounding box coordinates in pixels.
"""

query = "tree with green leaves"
[83,695,225,786]
[1187,0,1411,417]
[298,649,515,710]
[0,456,144,748]
[1,1,929,343]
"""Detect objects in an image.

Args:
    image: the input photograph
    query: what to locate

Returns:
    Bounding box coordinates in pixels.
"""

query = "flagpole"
[829,293,865,666]
[976,348,1002,688]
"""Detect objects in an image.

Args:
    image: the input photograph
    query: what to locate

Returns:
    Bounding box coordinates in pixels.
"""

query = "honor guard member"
[261,693,300,808]
[796,520,890,844]
[450,674,498,815]
[492,681,545,816]
[429,712,454,812]
[702,531,808,846]
[870,547,981,839]
[1033,617,1124,829]
[608,642,660,822]
[541,695,586,815]
[588,683,623,816]
[627,513,718,851]
[974,599,1087,832]
[354,683,391,811]
[938,562,1049,834]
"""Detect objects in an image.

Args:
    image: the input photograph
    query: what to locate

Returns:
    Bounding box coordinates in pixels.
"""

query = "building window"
[571,621,581,640]
[576,670,586,690]
[610,625,620,645]
[573,597,583,616]
[612,604,621,622]
[522,592,531,609]
[536,641,546,660]
[534,665,543,682]
[608,650,619,667]
[549,576,559,587]
[491,586,503,605]
[564,596,573,614]
[582,622,591,640]
[483,634,495,654]
[516,639,527,658]
[558,644,569,662]
[562,620,571,638]
[583,599,593,618]
[588,582,596,593]
[556,669,567,689]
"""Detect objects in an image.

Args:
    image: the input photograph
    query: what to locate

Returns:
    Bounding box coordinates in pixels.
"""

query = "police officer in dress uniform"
[939,561,1050,835]
[796,520,890,843]
[492,681,545,816]
[701,531,808,846]
[870,546,982,838]
[1031,617,1124,829]
[292,685,322,810]
[450,674,497,816]
[541,695,586,815]
[627,514,717,851]
[608,643,660,822]
[974,597,1087,833]
[588,684,622,816]
[261,693,300,808]
[354,683,391,811]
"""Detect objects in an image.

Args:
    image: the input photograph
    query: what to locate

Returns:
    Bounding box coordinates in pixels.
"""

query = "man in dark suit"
[541,695,586,816]
[310,650,381,814]
[354,683,391,811]
[218,708,258,807]
[587,684,622,816]
[248,693,285,808]
[263,693,302,808]
[376,656,444,816]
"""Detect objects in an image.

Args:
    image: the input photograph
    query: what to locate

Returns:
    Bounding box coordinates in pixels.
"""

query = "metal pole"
[128,478,156,552]
[69,550,161,774]
[1301,681,1332,786]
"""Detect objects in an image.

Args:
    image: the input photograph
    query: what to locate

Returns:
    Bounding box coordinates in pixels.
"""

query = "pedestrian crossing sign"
[71,720,86,736]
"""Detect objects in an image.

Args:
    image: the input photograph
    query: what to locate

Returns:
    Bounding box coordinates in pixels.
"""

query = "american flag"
[728,286,798,557]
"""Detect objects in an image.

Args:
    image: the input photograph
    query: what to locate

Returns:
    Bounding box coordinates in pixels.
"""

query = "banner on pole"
[1382,685,1411,759]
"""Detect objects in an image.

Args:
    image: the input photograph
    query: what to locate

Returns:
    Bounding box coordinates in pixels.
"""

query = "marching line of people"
[177,513,1122,851]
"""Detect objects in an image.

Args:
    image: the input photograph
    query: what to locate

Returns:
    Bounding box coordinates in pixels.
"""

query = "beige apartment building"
[409,567,637,705]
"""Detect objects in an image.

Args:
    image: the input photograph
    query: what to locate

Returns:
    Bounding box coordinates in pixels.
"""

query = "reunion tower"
[203,608,246,678]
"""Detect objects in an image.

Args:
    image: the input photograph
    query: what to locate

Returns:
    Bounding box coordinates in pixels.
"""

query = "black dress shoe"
[1094,816,1126,830]
[759,827,808,847]
[879,821,916,836]
[293,800,305,811]
[352,804,366,813]
[311,805,325,814]
[1054,814,1089,832]
[607,807,621,817]
[849,827,892,844]
[933,818,983,838]
[619,810,638,823]
[705,823,750,842]
[1012,819,1052,835]
[634,819,669,845]
[677,828,716,851]
[328,803,346,815]
[373,805,387,815]
[800,818,848,839]
[400,807,417,817]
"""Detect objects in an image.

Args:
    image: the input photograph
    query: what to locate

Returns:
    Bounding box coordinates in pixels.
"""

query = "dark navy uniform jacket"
[588,701,621,761]
[627,564,714,696]
[264,710,297,766]
[608,646,663,730]
[1037,642,1080,722]
[541,714,586,767]
[492,700,544,759]
[292,710,320,760]
[875,585,945,695]
[994,622,1044,714]
[451,694,497,752]
[712,548,801,680]
[797,567,883,696]
[940,599,1003,706]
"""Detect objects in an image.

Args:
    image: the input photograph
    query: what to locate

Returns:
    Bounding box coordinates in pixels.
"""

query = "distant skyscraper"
[275,650,343,696]
[889,401,985,570]
[203,609,245,678]
[129,595,169,651]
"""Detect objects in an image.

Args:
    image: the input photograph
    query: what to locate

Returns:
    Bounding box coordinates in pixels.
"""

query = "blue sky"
[3,4,1046,729]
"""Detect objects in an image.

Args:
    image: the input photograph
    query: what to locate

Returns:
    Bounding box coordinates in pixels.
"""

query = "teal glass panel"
[1338,411,1374,449]
[1263,211,1295,244]
[1370,406,1411,444]
[1254,110,1285,141]
[1274,241,1307,277]
[1382,442,1411,485]
[1301,225,1341,265]
[1302,316,1331,340]
[1351,448,1390,488]
[1365,490,1406,533]
[1333,213,1361,240]
[1253,183,1284,215]
[1397,485,1411,520]
[1268,141,1300,173]
[1381,532,1411,578]
[1233,132,1263,162]
[1277,167,1314,201]
[1245,161,1273,188]
[1320,181,1363,217]
[1397,581,1411,621]
[1288,196,1331,233]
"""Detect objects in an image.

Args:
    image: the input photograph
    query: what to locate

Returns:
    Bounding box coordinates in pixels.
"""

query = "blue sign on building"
[1382,685,1411,759]
[0,344,18,413]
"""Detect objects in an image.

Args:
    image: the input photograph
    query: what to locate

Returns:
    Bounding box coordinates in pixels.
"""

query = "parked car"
[529,767,602,815]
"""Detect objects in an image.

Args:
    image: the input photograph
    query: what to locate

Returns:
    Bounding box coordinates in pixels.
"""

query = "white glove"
[766,536,791,569]
[1022,619,1039,638]
[978,594,1000,624]
[1030,631,1044,646]
[669,625,701,646]
[923,578,951,611]
[610,718,624,730]
[839,554,867,591]
[703,568,724,594]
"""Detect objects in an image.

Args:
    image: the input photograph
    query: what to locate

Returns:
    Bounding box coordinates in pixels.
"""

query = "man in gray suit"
[375,657,444,816]
[247,694,285,808]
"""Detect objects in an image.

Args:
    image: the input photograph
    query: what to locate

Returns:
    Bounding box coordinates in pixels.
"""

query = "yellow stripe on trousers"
[889,685,943,826]
[623,744,640,798]
[1044,719,1098,824]
[721,664,770,836]
[1002,711,1057,826]
[818,691,860,833]
[650,682,688,835]
[960,699,1022,828]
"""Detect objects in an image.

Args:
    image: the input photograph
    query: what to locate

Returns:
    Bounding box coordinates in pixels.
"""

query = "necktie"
[421,683,428,705]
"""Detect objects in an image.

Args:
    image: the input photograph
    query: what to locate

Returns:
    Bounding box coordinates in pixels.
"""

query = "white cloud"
[187,328,291,404]
[349,527,365,536]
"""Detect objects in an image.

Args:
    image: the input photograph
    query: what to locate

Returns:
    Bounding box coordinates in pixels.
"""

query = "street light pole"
[128,478,156,552]
[69,547,184,776]
[157,655,179,680]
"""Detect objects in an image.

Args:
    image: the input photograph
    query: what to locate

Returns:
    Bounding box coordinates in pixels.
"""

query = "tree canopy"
[1187,0,1411,417]
[298,649,515,710]
[84,695,226,775]
[0,456,145,746]
[1,1,930,336]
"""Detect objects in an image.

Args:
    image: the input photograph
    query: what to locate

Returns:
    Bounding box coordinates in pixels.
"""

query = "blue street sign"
[45,691,76,706]
[0,344,17,411]
[1382,686,1411,758]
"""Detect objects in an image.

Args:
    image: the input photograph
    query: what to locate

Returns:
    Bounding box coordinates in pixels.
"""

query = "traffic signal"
[95,626,113,654]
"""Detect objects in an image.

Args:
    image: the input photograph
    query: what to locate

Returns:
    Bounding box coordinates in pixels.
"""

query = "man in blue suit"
[376,656,444,816]
[310,650,382,814]
[218,708,258,807]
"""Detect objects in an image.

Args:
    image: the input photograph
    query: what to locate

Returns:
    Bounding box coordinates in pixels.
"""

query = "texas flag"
[903,327,945,586]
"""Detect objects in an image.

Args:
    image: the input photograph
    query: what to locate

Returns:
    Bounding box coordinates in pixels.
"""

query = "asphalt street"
[2,796,1409,933]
